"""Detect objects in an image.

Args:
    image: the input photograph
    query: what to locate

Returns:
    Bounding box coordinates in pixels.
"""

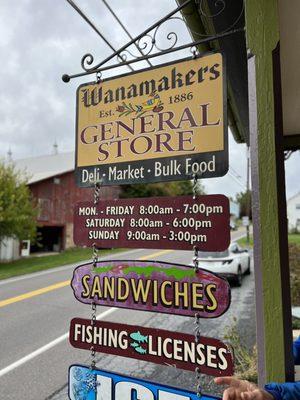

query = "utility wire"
[229,171,247,188]
[229,167,247,188]
[229,166,243,180]
[228,171,247,190]
[65,0,134,72]
[101,0,152,68]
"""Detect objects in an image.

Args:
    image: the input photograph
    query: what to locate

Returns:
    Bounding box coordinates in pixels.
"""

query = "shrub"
[289,243,300,306]
[224,318,257,383]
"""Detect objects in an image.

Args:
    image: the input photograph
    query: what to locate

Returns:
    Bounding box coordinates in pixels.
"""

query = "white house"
[287,192,300,232]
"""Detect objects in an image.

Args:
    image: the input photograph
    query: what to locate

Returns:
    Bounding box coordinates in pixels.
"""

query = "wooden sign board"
[73,195,230,251]
[75,53,227,186]
[70,319,234,377]
[71,260,231,318]
[69,365,221,399]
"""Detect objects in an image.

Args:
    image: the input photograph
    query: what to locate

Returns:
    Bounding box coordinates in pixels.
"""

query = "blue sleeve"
[264,382,300,400]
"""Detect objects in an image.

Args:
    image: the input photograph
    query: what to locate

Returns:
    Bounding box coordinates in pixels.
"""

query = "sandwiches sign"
[75,53,227,186]
[70,260,231,318]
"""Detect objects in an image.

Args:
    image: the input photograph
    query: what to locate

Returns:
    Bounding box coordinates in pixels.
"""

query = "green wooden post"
[245,0,294,385]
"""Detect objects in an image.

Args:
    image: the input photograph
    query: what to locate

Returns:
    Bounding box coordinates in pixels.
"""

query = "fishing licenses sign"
[73,195,230,251]
[71,260,231,318]
[75,53,227,187]
[69,365,220,399]
[70,319,234,377]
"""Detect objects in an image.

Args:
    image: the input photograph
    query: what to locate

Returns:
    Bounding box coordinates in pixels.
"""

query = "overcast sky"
[0,0,298,199]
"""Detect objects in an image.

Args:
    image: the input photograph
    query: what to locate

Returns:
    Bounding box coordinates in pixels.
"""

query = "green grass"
[237,235,253,248]
[0,247,124,281]
[237,233,300,248]
[289,234,300,244]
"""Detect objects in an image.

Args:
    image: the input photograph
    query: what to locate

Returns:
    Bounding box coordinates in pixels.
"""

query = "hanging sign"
[69,365,221,399]
[70,319,234,377]
[75,53,227,187]
[73,195,230,251]
[71,260,231,318]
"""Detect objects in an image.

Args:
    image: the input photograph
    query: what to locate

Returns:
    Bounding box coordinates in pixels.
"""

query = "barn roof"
[13,152,74,185]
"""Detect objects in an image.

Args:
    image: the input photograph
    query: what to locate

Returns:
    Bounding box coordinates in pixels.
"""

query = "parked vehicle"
[230,221,237,230]
[191,242,251,286]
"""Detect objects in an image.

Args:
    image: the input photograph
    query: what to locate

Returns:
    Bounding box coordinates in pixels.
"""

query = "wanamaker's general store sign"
[75,52,227,186]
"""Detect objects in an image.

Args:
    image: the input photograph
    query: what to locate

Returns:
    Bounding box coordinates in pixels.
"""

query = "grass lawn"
[237,233,300,248]
[0,247,124,281]
[288,234,300,245]
[237,235,253,248]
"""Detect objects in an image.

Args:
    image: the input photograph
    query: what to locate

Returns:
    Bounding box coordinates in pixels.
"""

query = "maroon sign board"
[73,195,230,251]
[69,318,234,377]
[71,260,231,318]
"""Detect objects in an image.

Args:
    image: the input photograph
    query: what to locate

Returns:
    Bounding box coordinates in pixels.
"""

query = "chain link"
[94,181,101,205]
[195,366,202,398]
[192,174,201,397]
[96,71,102,83]
[89,182,101,378]
[193,173,198,200]
[194,312,202,398]
[193,245,199,273]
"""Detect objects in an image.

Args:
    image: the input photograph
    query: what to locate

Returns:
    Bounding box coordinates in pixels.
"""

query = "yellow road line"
[0,280,70,308]
[138,249,173,260]
[0,249,174,308]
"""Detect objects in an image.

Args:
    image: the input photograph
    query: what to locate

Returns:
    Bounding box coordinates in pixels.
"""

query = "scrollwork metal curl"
[137,34,155,56]
[198,0,225,18]
[67,0,245,82]
[152,30,178,52]
[117,53,127,63]
[92,15,187,67]
[191,0,244,37]
[119,34,155,62]
[81,53,96,72]
[152,16,184,52]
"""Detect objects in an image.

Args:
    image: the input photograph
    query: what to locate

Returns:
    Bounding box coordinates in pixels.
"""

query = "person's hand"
[214,376,275,400]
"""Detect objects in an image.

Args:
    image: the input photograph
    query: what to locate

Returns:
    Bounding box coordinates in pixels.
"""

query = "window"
[296,204,300,210]
[37,198,51,221]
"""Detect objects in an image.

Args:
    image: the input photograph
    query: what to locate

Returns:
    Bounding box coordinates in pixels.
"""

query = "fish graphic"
[134,346,147,354]
[130,342,140,348]
[130,331,148,343]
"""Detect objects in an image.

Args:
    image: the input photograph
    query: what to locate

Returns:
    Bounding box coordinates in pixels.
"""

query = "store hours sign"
[73,195,230,251]
[75,53,227,186]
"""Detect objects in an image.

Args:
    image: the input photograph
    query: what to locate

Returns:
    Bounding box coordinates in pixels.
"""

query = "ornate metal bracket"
[62,0,244,83]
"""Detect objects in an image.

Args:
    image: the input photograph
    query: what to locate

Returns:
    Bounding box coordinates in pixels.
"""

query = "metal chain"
[193,245,199,273]
[195,366,202,398]
[96,71,102,83]
[193,173,198,200]
[193,270,202,397]
[89,244,97,378]
[193,174,199,273]
[194,313,202,398]
[193,173,202,397]
[89,181,101,377]
[94,181,101,205]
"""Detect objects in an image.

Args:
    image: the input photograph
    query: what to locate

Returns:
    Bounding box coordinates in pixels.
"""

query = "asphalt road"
[0,229,255,400]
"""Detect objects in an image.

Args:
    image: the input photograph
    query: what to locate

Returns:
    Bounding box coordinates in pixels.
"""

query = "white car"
[191,242,251,286]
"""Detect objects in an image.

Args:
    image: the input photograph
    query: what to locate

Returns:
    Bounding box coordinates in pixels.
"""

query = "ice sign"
[68,365,220,400]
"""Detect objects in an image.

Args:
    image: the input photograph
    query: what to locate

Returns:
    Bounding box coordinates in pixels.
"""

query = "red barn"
[15,152,120,253]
